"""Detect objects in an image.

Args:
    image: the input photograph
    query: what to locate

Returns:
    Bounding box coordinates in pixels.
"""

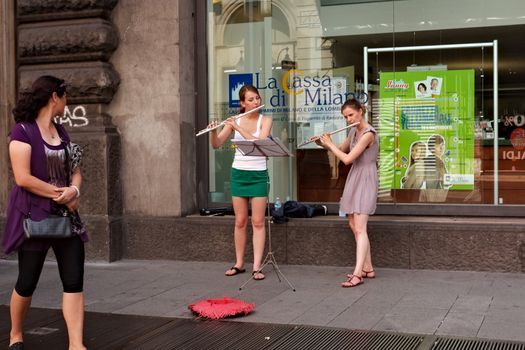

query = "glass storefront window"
[206,0,525,208]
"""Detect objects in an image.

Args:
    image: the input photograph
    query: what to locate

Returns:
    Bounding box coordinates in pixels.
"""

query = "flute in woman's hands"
[196,105,265,137]
[298,122,359,147]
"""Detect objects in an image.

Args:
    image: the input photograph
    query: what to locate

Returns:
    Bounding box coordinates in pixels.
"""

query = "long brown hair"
[12,75,66,123]
[239,85,261,113]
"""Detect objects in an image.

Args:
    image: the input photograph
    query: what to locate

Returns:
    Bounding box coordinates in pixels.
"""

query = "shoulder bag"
[23,215,72,239]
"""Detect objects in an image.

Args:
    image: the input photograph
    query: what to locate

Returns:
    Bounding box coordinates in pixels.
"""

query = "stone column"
[0,0,16,215]
[16,0,122,261]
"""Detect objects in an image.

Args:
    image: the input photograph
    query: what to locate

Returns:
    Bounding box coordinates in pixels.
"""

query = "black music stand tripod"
[232,137,296,292]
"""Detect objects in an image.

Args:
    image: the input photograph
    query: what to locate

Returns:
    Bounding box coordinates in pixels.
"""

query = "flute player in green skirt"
[208,85,272,281]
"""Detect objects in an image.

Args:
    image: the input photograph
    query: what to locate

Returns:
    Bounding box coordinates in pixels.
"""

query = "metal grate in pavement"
[125,320,424,350]
[430,337,525,350]
[2,306,525,350]
[126,320,297,350]
[268,327,423,350]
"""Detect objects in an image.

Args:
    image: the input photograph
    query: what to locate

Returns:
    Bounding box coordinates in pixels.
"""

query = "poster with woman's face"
[414,80,431,99]
[428,76,442,95]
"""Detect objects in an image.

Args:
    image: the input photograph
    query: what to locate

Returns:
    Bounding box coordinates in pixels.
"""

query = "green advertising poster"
[378,70,475,192]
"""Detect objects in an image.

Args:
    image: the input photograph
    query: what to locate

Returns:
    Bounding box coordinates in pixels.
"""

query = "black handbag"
[23,215,73,239]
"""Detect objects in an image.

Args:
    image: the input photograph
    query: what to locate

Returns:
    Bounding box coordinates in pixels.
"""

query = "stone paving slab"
[1,259,525,343]
[436,311,485,337]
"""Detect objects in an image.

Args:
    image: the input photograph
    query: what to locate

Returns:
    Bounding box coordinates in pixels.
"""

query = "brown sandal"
[252,270,265,280]
[341,275,363,288]
[225,266,246,276]
[362,270,375,279]
[346,269,375,279]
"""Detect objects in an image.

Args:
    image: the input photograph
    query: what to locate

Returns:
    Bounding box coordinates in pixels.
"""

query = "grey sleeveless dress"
[339,126,379,215]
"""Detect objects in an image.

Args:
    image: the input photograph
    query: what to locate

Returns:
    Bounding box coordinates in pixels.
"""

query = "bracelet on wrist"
[70,185,80,198]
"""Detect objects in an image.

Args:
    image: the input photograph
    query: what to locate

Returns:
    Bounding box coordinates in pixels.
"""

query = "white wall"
[321,0,525,36]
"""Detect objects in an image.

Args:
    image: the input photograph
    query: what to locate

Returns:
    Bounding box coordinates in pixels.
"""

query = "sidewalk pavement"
[1,259,525,343]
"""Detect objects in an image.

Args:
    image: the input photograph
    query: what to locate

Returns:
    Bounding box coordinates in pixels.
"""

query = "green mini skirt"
[230,168,268,198]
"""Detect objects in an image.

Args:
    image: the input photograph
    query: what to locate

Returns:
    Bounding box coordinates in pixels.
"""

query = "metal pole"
[493,40,499,205]
[206,8,216,192]
[368,42,494,53]
[363,46,368,121]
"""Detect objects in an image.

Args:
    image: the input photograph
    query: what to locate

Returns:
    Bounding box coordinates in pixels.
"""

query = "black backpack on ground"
[271,201,327,223]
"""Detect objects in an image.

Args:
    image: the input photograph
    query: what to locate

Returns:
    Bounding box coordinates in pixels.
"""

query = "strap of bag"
[61,140,80,217]
[62,140,71,185]
[23,217,29,234]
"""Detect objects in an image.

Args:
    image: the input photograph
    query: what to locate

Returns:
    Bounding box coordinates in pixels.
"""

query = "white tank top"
[232,113,267,171]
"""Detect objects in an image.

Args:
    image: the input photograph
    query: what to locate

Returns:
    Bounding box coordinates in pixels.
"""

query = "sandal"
[8,342,24,350]
[362,269,375,279]
[346,270,375,279]
[225,266,246,276]
[341,275,363,288]
[252,270,265,280]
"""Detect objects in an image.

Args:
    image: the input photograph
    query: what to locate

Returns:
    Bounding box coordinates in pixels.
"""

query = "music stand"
[232,136,296,292]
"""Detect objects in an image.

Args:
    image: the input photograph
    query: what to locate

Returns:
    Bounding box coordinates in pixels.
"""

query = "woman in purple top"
[4,76,87,350]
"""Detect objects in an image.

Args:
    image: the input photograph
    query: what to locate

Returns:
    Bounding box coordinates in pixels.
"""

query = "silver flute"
[196,105,265,137]
[298,122,360,147]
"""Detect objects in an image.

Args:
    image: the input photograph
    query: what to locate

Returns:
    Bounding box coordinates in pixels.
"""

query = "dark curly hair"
[12,75,66,123]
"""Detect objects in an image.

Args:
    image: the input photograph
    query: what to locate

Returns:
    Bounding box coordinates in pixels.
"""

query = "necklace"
[39,125,57,140]
[43,128,57,139]
[36,116,59,141]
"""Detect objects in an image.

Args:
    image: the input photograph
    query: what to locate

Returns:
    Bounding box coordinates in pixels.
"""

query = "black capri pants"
[15,235,85,297]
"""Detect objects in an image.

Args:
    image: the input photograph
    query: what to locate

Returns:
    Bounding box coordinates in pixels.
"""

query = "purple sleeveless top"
[2,121,88,254]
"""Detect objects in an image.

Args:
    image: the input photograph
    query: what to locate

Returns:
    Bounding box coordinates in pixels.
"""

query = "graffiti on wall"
[54,105,89,127]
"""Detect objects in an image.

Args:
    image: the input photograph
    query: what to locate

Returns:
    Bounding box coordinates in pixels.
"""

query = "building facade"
[1,0,525,271]
[0,0,198,261]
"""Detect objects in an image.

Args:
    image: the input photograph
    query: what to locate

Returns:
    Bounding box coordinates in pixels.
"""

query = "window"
[205,0,525,207]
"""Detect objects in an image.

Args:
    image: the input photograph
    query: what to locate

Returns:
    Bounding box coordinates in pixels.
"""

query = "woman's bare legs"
[9,290,31,346]
[225,196,249,275]
[62,292,86,350]
[250,196,267,278]
[344,213,372,285]
[362,243,374,277]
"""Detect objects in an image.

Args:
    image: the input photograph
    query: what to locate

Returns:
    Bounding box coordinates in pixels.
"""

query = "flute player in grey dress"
[316,98,378,288]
